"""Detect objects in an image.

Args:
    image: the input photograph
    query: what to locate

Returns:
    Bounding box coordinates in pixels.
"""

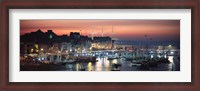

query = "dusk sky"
[20,20,180,41]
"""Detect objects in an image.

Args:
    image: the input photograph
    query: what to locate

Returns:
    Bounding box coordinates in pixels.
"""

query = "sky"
[20,20,180,41]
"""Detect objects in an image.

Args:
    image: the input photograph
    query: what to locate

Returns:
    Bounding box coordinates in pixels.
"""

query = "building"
[91,37,114,50]
[20,29,70,54]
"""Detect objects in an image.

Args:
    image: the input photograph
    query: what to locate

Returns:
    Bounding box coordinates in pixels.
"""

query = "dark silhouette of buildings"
[21,29,69,44]
[20,29,114,54]
[93,37,112,42]
[70,32,80,39]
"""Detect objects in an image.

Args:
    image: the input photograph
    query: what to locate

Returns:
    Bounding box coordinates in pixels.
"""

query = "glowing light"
[87,62,93,71]
[105,60,110,67]
[168,56,173,63]
[49,35,53,39]
[157,55,161,58]
[31,49,34,52]
[76,64,80,71]
[41,48,43,51]
[151,55,153,58]
[112,59,118,64]
[34,44,38,49]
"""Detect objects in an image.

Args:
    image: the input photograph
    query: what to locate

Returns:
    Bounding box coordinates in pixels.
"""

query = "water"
[65,55,179,71]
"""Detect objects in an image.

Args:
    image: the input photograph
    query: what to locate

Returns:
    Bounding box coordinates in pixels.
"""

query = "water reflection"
[65,55,179,71]
[168,56,173,63]
[95,57,111,71]
[87,62,93,71]
[167,56,173,71]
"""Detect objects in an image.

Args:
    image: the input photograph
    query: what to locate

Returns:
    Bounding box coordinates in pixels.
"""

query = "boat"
[111,61,122,71]
[130,62,142,67]
[131,63,141,66]
[107,57,118,60]
[112,63,122,67]
[120,57,126,61]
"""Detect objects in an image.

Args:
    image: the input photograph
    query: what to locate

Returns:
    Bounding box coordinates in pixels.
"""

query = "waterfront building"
[91,36,113,50]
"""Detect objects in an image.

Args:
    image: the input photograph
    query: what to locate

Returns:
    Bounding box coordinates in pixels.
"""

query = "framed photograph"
[1,0,199,91]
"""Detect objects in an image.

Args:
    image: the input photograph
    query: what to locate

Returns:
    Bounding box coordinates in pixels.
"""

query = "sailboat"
[130,46,142,67]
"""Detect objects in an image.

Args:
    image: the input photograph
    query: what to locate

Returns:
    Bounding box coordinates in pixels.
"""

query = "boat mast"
[101,26,104,37]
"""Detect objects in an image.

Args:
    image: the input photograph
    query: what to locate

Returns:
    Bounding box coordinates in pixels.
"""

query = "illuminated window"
[49,35,53,39]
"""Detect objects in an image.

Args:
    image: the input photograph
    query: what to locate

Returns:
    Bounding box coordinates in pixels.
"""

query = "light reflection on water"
[65,55,178,71]
[95,57,111,71]
[87,62,93,71]
[168,56,173,63]
[168,56,173,71]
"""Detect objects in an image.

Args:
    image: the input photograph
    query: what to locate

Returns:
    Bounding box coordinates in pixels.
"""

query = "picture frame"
[0,0,199,91]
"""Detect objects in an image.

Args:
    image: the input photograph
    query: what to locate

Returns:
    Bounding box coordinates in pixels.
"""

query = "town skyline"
[20,20,180,71]
[20,20,180,41]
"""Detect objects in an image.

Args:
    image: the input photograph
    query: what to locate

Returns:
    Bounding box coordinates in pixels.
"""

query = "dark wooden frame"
[0,0,199,91]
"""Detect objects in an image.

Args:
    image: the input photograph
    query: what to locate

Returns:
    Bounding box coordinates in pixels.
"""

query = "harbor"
[20,48,180,71]
[20,20,180,71]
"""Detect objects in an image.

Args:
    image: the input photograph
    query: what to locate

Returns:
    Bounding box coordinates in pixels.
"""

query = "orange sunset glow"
[20,20,180,41]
